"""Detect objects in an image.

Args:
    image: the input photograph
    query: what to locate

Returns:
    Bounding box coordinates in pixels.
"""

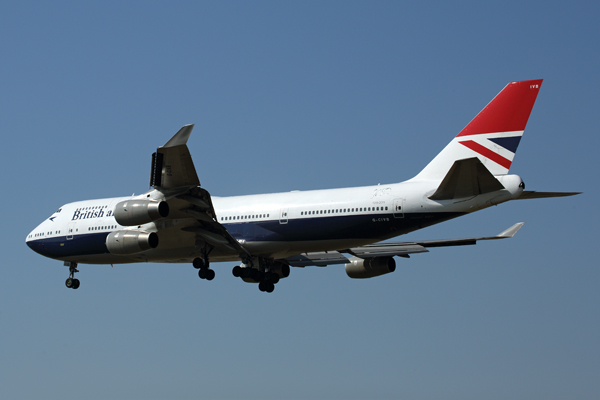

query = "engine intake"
[106,230,159,255]
[345,256,396,279]
[114,200,169,226]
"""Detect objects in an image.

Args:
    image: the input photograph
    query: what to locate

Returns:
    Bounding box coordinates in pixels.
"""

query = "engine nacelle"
[271,262,291,279]
[113,200,169,226]
[105,230,159,255]
[345,256,396,279]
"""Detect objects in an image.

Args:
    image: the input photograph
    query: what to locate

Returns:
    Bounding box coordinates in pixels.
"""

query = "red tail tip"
[457,79,543,137]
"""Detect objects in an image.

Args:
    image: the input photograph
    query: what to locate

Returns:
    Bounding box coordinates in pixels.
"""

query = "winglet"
[163,124,195,148]
[497,222,524,238]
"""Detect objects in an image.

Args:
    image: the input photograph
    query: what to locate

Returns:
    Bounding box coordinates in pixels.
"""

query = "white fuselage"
[26,175,523,265]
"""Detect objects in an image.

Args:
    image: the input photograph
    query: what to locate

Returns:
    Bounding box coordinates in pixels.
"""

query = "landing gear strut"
[64,262,80,289]
[193,257,215,281]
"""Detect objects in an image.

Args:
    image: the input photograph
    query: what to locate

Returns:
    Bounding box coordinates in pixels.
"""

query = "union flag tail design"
[413,79,543,181]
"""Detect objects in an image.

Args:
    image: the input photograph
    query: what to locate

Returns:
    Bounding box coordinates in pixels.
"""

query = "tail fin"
[413,79,543,181]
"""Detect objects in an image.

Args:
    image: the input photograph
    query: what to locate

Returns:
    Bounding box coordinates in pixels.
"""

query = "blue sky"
[2,1,599,399]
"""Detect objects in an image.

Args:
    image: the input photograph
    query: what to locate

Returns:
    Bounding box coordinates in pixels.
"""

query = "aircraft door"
[279,208,289,224]
[67,222,76,240]
[393,198,405,218]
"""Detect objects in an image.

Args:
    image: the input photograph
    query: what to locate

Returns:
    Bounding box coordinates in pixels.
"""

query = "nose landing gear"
[64,262,80,289]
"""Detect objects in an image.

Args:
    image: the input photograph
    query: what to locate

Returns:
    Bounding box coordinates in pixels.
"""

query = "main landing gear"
[193,257,215,281]
[232,263,288,293]
[64,262,80,289]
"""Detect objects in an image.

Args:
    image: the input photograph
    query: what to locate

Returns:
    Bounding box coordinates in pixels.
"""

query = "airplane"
[26,79,579,293]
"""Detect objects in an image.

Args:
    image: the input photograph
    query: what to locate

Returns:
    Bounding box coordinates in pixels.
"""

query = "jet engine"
[113,200,169,226]
[345,256,396,279]
[105,230,159,255]
[271,262,291,279]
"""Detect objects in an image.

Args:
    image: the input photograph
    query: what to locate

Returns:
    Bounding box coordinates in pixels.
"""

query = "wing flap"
[347,243,428,258]
[286,251,350,267]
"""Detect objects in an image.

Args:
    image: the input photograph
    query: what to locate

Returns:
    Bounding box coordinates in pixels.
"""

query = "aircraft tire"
[206,269,215,281]
[192,257,204,269]
[198,268,207,279]
[66,278,73,288]
[72,279,80,289]
[265,282,275,293]
[258,281,275,293]
[264,272,274,283]
[250,269,261,282]
[232,266,242,277]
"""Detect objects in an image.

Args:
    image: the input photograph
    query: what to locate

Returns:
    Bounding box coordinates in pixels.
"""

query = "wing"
[284,223,524,267]
[167,186,251,259]
[151,125,250,260]
[150,124,200,190]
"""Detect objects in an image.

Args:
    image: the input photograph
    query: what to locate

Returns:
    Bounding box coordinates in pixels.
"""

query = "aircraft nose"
[26,236,45,255]
[25,231,34,248]
[26,226,49,256]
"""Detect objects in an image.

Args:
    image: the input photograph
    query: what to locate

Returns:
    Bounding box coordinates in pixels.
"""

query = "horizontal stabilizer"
[429,157,504,200]
[516,191,582,200]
